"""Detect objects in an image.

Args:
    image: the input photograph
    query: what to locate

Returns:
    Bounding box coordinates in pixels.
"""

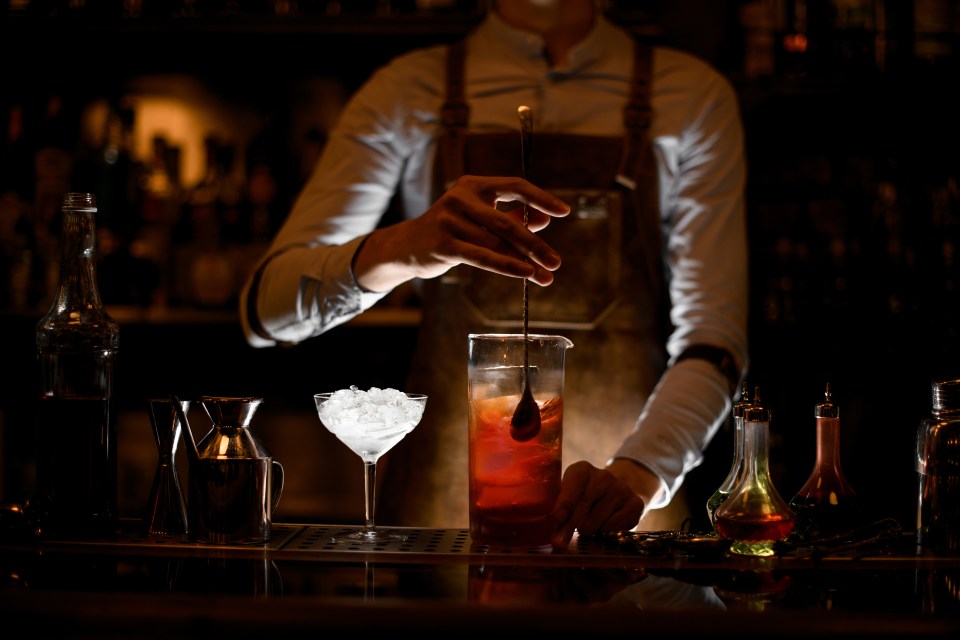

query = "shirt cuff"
[609,357,733,510]
[244,236,388,346]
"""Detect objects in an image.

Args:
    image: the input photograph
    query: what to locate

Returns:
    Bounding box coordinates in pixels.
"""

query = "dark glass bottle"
[706,382,752,529]
[789,383,864,539]
[715,388,795,556]
[34,192,120,539]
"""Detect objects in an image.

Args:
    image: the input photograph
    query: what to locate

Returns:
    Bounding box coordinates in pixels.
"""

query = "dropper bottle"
[706,381,753,529]
[715,387,795,556]
[789,383,863,539]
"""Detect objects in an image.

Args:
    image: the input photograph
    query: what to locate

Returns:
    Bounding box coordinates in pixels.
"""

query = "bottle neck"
[733,416,745,461]
[742,418,772,479]
[51,210,103,311]
[815,416,842,467]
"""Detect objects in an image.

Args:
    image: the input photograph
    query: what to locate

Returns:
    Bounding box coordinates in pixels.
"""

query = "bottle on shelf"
[715,387,795,556]
[0,101,36,311]
[215,140,244,245]
[32,192,120,539]
[84,104,160,308]
[706,381,753,530]
[788,383,864,539]
[0,101,34,203]
[245,110,290,246]
[133,133,184,307]
[32,93,77,308]
[139,134,179,229]
[33,93,75,242]
[174,134,237,309]
[79,102,142,247]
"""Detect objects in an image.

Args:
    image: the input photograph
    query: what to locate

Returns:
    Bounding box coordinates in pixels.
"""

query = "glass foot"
[728,539,777,557]
[330,527,408,545]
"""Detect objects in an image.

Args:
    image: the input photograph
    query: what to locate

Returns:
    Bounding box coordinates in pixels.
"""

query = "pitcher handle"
[270,460,284,511]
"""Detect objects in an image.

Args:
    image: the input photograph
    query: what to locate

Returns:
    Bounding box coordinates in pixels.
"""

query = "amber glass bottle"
[789,384,864,539]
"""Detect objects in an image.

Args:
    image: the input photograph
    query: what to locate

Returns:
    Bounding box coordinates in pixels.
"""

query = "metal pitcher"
[177,396,284,545]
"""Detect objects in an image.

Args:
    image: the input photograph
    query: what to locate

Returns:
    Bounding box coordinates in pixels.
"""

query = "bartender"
[240,0,748,547]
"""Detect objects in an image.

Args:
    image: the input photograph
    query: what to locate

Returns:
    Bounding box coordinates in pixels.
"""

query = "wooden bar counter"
[2,520,959,638]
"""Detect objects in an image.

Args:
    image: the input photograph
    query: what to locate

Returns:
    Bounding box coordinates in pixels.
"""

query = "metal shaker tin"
[916,379,960,555]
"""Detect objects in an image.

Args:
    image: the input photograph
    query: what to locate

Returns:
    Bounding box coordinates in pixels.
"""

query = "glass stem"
[363,460,377,532]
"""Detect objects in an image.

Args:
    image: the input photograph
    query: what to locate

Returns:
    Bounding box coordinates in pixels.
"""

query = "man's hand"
[550,461,645,550]
[353,174,570,292]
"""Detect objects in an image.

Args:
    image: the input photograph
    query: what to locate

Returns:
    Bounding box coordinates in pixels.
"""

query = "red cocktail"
[467,334,572,550]
[468,394,562,549]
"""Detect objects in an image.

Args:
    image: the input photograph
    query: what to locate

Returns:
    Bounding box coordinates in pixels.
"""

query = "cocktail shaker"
[916,378,960,555]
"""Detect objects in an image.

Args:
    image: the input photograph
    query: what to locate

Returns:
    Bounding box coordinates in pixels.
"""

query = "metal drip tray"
[286,525,475,554]
[31,521,917,568]
[282,525,630,560]
[282,526,706,562]
[36,522,636,565]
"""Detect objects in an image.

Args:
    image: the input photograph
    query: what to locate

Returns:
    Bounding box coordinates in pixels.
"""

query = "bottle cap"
[63,192,97,212]
[815,383,839,419]
[732,381,753,419]
[932,379,960,413]
[743,385,770,423]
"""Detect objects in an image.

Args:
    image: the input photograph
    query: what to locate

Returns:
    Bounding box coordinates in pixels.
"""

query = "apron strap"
[615,40,671,349]
[439,38,470,191]
[615,40,654,191]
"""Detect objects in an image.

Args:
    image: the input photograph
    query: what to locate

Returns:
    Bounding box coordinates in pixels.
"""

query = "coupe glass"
[314,387,427,544]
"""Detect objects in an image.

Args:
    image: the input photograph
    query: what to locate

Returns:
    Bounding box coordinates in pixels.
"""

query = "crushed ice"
[317,385,426,429]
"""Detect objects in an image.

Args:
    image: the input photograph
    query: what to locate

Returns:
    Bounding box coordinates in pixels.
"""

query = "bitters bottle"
[715,387,795,556]
[706,381,752,529]
[789,383,864,539]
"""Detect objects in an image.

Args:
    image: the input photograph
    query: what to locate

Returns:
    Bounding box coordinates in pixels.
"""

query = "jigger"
[144,398,191,536]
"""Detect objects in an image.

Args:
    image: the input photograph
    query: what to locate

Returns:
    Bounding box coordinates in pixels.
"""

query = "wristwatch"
[675,344,740,395]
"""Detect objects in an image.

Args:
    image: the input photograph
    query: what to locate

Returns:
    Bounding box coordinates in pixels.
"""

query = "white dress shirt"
[240,11,749,509]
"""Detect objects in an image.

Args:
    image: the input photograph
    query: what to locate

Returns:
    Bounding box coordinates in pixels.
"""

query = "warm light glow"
[782,33,808,54]
[80,75,260,187]
[80,75,346,194]
[126,76,260,186]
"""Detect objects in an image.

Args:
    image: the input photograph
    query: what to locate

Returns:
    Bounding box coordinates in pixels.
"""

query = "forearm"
[606,458,668,510]
[611,357,734,509]
[351,223,425,293]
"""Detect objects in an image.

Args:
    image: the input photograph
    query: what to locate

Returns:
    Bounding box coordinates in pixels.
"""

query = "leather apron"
[378,39,673,529]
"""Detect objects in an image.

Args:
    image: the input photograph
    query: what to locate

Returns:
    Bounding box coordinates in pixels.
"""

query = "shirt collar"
[477,9,621,73]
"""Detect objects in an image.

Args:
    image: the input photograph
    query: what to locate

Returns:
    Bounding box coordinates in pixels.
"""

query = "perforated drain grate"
[39,522,636,563]
[281,525,633,561]
[286,526,474,554]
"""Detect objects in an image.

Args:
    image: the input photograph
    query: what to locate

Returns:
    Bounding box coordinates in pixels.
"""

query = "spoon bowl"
[510,380,541,442]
